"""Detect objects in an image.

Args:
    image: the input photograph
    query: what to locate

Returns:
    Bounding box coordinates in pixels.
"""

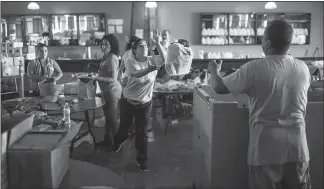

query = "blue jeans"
[102,90,120,146]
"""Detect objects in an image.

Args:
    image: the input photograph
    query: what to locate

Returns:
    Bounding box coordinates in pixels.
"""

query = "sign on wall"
[135,29,144,39]
[107,19,123,34]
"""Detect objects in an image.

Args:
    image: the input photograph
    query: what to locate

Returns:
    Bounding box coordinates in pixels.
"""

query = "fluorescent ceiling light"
[265,2,277,9]
[28,2,40,10]
[145,2,157,8]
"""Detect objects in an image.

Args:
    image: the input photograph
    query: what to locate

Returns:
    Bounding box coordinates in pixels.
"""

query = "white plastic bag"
[77,79,95,100]
[165,43,194,76]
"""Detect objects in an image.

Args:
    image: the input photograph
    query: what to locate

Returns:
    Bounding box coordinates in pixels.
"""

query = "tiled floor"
[72,117,195,189]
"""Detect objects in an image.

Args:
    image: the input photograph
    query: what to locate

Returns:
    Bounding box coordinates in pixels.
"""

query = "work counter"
[23,57,323,73]
[192,85,323,189]
[2,57,323,97]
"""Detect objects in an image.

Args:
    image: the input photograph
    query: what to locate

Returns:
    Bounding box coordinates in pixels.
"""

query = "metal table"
[2,96,106,157]
[43,96,106,157]
[153,90,193,136]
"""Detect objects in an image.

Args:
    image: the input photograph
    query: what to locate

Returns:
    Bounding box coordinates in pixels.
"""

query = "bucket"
[38,82,59,102]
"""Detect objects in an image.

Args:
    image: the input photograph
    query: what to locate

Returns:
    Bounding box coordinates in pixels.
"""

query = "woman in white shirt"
[112,30,166,172]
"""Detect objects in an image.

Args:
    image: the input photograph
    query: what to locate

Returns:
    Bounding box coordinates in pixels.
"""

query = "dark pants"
[249,163,311,189]
[114,96,152,164]
[102,90,120,146]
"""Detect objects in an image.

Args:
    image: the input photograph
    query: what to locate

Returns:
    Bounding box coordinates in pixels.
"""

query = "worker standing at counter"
[26,43,63,94]
[208,20,311,189]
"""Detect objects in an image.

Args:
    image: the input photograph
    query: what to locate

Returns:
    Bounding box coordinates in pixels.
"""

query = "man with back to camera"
[207,20,311,189]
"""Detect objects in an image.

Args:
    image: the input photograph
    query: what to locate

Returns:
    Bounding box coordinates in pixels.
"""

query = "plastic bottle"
[63,103,71,127]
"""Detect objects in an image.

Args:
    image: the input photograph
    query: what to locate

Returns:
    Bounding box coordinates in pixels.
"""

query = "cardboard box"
[13,42,23,48]
[2,42,7,48]
[2,48,8,55]
[27,46,35,54]
[26,53,36,60]
[7,49,14,56]
[1,57,22,76]
[1,114,35,189]
[1,132,8,189]
[8,131,69,189]
[14,48,23,57]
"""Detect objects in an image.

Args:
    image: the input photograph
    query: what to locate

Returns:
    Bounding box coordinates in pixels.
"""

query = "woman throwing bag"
[112,30,166,172]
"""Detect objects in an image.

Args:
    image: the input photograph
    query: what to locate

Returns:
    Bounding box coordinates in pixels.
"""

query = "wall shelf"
[1,13,106,47]
[200,12,311,46]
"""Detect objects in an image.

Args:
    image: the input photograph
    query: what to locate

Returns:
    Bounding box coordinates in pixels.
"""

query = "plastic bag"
[77,79,95,100]
[165,43,194,76]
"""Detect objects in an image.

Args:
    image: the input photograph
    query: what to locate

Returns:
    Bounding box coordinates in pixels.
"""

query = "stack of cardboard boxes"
[1,41,24,77]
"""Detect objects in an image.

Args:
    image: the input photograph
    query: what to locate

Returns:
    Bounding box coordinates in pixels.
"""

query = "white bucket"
[38,82,59,102]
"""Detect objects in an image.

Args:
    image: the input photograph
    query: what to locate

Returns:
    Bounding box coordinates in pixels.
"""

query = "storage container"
[7,131,69,189]
[38,82,59,102]
[1,114,35,189]
[304,102,323,189]
[192,85,249,189]
[193,85,323,189]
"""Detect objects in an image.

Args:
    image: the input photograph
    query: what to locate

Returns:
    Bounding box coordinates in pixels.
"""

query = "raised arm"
[208,59,255,96]
[151,30,167,65]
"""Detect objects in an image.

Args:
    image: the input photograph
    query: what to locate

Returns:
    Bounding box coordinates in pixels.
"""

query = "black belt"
[122,94,150,106]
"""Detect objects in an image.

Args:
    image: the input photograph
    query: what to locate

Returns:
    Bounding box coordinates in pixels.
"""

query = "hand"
[89,73,98,80]
[148,64,160,72]
[47,78,55,83]
[207,59,223,75]
[151,29,161,45]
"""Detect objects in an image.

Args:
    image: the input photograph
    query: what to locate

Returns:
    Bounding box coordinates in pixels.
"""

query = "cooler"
[192,85,323,189]
[192,85,249,189]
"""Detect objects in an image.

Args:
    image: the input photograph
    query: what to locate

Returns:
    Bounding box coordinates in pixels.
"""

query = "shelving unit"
[1,13,106,47]
[200,12,311,46]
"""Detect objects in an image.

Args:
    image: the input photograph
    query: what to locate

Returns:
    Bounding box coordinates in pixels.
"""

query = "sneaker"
[112,140,126,152]
[137,163,149,172]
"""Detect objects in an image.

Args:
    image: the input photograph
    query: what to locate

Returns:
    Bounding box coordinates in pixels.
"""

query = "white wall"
[157,2,324,58]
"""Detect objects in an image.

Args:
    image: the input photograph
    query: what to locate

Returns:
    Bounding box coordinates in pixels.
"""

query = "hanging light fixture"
[265,2,277,9]
[145,1,157,8]
[27,2,40,10]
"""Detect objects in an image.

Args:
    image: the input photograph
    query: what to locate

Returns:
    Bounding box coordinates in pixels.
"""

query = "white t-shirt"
[223,55,311,166]
[121,50,134,69]
[123,56,163,103]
